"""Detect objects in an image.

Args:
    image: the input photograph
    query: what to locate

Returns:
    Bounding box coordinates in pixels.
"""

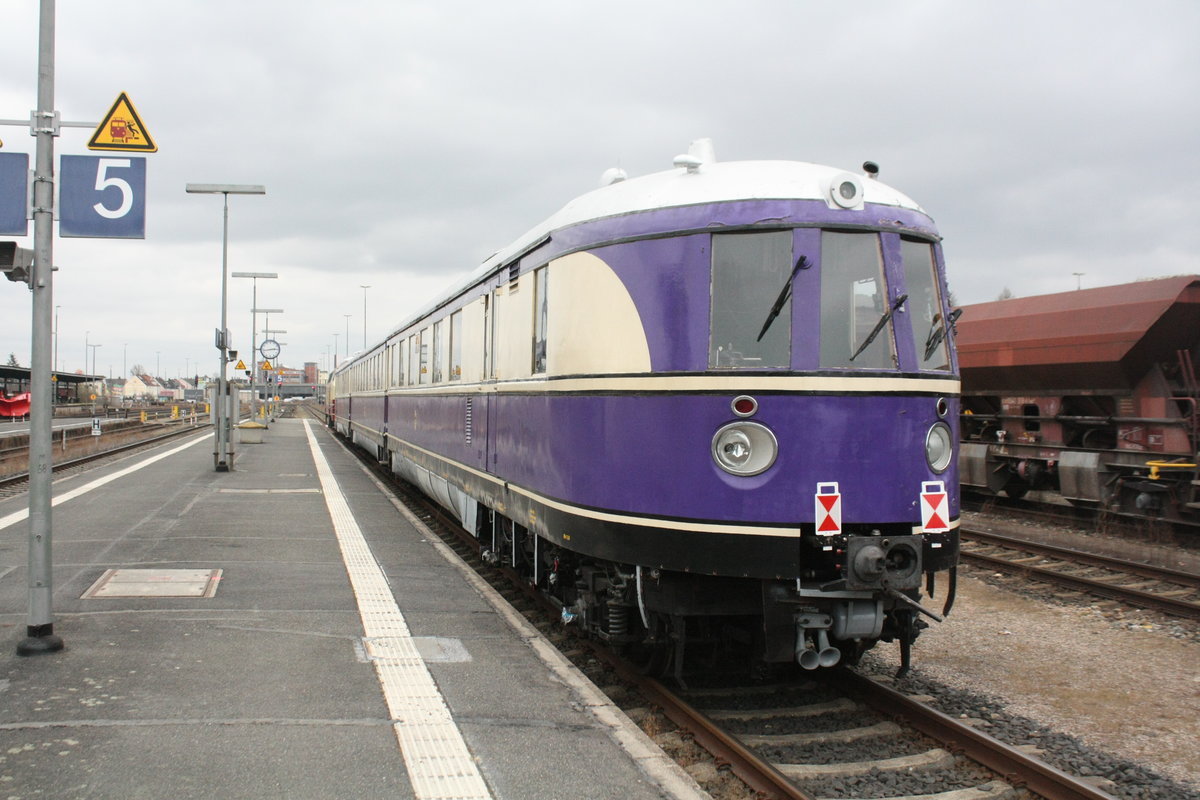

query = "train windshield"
[901,238,951,371]
[709,231,792,368]
[819,231,895,369]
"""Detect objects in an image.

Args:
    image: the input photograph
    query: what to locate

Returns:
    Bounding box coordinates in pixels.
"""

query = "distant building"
[123,374,162,401]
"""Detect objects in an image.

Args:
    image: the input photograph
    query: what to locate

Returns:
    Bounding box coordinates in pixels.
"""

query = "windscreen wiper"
[756,255,809,342]
[922,307,962,362]
[849,293,907,362]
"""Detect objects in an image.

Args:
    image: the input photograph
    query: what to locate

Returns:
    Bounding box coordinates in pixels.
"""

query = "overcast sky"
[1,1,1197,379]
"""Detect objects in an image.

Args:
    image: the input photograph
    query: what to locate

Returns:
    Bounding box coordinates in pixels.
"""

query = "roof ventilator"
[674,137,716,173]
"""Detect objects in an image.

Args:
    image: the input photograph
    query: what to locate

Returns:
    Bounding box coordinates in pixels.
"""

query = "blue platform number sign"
[59,155,146,239]
[0,152,29,236]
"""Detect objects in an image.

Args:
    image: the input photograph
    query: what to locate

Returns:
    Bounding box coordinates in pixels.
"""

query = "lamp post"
[360,284,371,349]
[185,183,266,471]
[87,343,101,410]
[232,271,278,425]
[343,314,351,357]
[88,343,101,377]
[332,333,339,368]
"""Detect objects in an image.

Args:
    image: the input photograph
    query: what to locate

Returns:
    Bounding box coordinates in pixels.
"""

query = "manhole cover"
[82,568,222,599]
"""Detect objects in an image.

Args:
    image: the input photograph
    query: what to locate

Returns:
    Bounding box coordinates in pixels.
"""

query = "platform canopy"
[0,366,104,402]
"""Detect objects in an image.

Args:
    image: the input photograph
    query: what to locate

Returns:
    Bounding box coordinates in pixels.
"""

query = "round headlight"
[712,421,778,476]
[925,422,953,473]
[828,172,864,209]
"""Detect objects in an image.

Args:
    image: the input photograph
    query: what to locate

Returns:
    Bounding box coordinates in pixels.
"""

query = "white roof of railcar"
[354,150,930,368]
[477,157,923,282]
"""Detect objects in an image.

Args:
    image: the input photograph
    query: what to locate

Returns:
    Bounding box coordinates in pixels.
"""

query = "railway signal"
[1,241,34,285]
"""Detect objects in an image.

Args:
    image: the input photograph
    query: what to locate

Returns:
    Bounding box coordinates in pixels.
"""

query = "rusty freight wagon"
[957,275,1200,521]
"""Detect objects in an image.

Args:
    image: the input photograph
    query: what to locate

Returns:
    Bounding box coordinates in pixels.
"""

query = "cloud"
[2,0,1197,372]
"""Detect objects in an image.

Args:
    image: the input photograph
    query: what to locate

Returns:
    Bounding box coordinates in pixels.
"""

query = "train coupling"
[844,534,922,590]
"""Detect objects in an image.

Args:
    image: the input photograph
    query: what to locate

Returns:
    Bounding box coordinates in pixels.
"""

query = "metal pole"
[344,314,351,357]
[361,284,370,349]
[19,0,63,655]
[250,278,257,423]
[217,192,230,470]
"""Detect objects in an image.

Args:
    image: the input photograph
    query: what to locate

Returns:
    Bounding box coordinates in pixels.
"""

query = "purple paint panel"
[474,390,957,527]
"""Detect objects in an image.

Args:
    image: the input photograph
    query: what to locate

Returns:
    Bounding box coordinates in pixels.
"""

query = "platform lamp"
[185,183,266,471]
[232,271,278,425]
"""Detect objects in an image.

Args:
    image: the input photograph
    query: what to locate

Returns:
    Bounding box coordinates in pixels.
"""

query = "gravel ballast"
[861,565,1200,798]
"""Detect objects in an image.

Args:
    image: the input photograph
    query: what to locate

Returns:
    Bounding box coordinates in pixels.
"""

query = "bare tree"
[996,287,1015,301]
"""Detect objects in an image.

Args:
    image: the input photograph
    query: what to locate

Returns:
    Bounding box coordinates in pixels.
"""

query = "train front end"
[536,156,961,672]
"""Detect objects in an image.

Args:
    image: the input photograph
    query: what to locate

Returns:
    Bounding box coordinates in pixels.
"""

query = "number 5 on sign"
[59,155,146,239]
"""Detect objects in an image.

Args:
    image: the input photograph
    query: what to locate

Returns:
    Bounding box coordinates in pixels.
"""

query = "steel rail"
[580,639,814,800]
[0,422,211,492]
[959,536,1200,620]
[962,528,1200,588]
[828,669,1119,800]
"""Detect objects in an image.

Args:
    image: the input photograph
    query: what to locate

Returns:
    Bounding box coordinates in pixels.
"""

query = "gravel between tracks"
[861,567,1200,797]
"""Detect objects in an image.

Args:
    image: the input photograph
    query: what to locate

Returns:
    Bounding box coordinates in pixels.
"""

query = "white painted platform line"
[0,432,211,532]
[302,420,492,800]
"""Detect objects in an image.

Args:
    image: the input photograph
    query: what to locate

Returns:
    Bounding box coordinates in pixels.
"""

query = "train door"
[476,291,496,474]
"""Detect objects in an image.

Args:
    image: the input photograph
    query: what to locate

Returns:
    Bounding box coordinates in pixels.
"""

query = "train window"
[408,335,418,385]
[819,231,894,369]
[709,231,792,369]
[450,310,463,381]
[433,321,444,382]
[419,328,431,385]
[901,239,950,371]
[532,266,548,374]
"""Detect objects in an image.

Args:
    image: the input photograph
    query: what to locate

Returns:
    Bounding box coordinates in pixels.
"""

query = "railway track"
[959,528,1200,621]
[318,412,1125,800]
[0,421,211,498]
[963,491,1200,539]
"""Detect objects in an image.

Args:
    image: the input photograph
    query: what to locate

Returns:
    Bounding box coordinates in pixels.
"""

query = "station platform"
[0,419,707,799]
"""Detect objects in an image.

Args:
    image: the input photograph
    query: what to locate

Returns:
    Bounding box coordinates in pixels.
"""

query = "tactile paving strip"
[303,420,492,800]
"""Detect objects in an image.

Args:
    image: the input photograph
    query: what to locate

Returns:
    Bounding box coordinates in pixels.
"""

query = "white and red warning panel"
[814,482,842,536]
[920,481,950,533]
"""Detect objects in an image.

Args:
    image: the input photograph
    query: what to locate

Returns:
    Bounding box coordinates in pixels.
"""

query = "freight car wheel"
[1003,482,1029,499]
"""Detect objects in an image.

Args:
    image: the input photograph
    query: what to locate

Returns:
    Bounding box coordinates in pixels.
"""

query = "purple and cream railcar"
[329,142,960,674]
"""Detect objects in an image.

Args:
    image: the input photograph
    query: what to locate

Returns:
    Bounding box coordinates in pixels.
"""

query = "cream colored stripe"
[346,373,959,397]
[303,420,492,800]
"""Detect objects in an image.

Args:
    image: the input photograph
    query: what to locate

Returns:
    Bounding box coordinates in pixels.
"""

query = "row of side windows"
[340,264,548,393]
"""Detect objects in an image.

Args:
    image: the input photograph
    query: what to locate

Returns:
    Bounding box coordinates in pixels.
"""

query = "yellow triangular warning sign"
[234,360,247,370]
[261,360,273,371]
[88,92,157,152]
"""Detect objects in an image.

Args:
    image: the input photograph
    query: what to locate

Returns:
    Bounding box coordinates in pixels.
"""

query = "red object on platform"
[0,392,31,417]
